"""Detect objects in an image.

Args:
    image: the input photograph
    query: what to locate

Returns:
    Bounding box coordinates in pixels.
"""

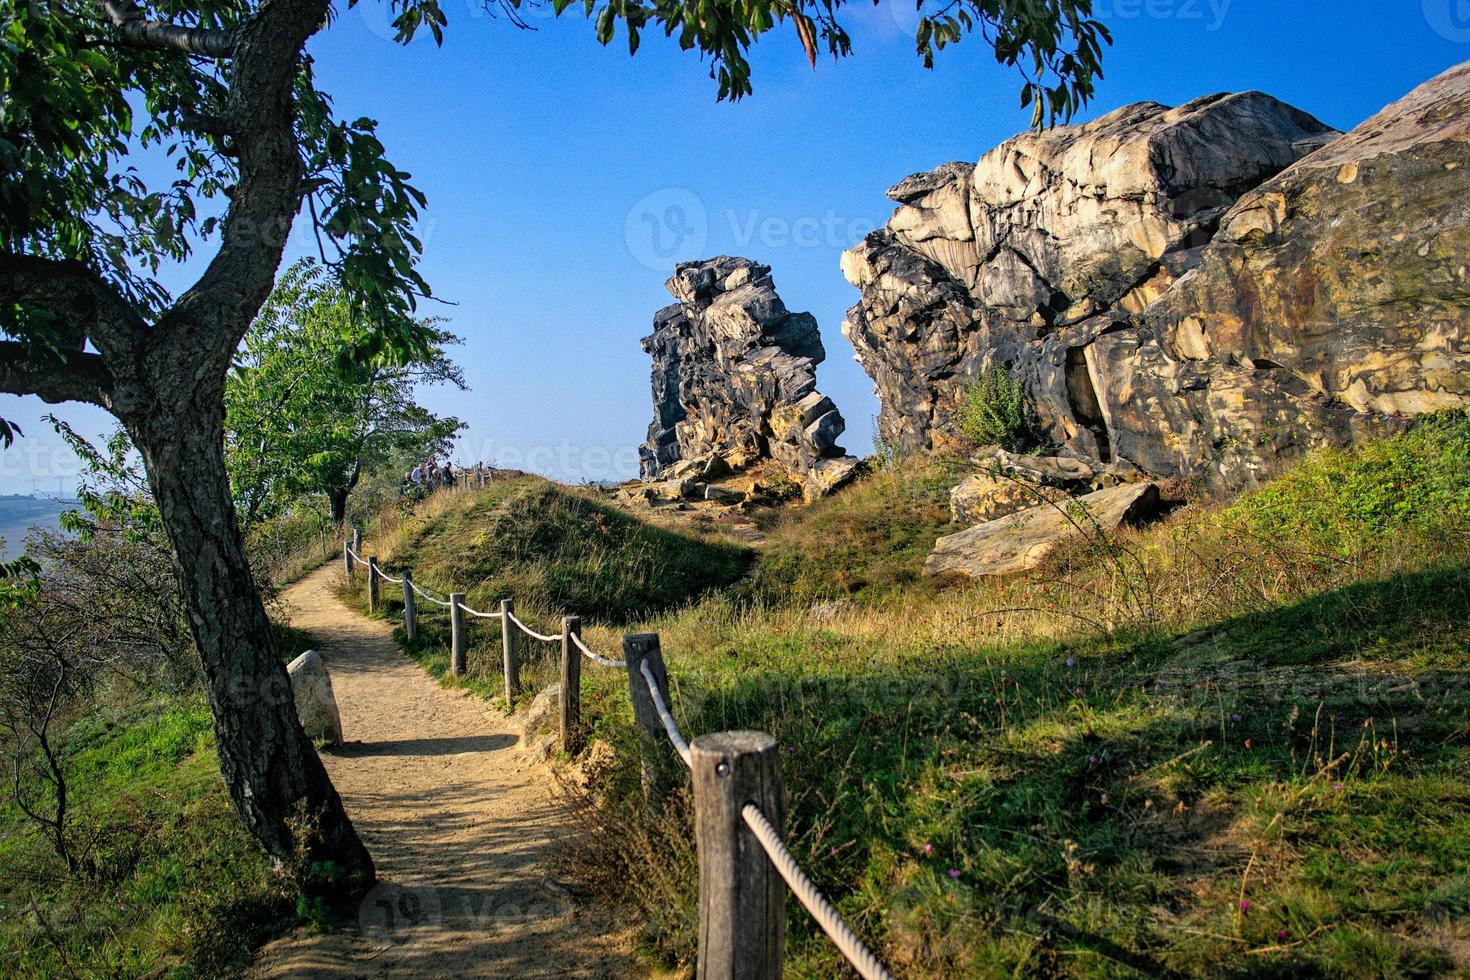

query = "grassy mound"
[346,476,752,703]
[368,476,751,623]
[559,413,1470,977]
[0,701,291,977]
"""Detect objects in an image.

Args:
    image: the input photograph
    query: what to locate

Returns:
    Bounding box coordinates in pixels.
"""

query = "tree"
[0,0,1109,899]
[226,261,464,527]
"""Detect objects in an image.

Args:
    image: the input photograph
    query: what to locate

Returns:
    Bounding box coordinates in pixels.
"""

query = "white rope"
[408,579,452,608]
[507,610,560,643]
[376,570,403,585]
[458,602,502,620]
[572,632,625,668]
[741,803,894,980]
[345,546,371,568]
[640,660,692,767]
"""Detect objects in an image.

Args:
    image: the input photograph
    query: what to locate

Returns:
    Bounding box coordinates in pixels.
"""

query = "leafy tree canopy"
[224,260,465,526]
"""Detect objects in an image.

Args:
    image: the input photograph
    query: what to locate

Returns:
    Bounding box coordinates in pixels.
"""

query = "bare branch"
[99,0,236,57]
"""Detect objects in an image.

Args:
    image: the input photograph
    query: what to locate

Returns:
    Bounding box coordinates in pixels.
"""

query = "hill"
[353,411,1470,976]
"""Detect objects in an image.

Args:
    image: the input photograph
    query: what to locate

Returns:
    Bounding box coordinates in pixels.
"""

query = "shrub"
[1229,409,1470,555]
[954,368,1046,453]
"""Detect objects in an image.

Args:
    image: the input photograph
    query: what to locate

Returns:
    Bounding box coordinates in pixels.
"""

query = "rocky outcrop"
[286,650,343,746]
[949,448,1120,524]
[927,482,1161,578]
[843,64,1470,490]
[641,257,860,500]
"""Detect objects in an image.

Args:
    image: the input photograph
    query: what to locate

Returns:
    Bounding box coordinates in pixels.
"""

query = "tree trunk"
[328,486,349,524]
[125,378,374,900]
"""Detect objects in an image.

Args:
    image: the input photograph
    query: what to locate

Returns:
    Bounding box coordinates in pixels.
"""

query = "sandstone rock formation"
[927,482,1161,578]
[286,650,343,746]
[949,448,1115,524]
[843,64,1470,490]
[641,257,861,500]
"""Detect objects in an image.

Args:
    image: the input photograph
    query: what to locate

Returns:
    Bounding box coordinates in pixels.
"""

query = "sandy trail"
[248,564,637,978]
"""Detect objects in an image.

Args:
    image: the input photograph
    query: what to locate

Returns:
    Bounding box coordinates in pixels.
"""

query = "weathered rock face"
[286,650,343,746]
[641,256,861,500]
[843,66,1470,489]
[927,482,1162,578]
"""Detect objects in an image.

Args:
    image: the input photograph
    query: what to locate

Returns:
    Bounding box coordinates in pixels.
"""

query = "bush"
[1230,409,1470,555]
[954,368,1046,453]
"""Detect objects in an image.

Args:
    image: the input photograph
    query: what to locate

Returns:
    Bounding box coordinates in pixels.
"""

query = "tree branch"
[0,252,149,363]
[159,0,331,367]
[0,342,115,409]
[99,0,237,58]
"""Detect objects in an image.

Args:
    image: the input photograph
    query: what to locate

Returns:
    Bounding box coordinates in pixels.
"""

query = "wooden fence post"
[500,598,520,701]
[402,570,417,641]
[353,526,362,555]
[449,593,467,676]
[343,540,353,579]
[367,556,380,614]
[560,616,582,755]
[623,632,676,810]
[691,731,787,980]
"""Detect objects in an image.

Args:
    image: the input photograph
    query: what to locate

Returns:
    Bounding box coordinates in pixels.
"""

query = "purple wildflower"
[947,868,961,879]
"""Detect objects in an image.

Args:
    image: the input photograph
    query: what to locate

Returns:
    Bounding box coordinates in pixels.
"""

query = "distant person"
[443,461,455,487]
[410,463,424,488]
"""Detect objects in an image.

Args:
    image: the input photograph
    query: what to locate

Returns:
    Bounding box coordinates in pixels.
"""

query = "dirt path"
[248,564,638,979]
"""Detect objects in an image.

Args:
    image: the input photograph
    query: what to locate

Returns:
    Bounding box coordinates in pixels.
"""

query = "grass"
[342,475,752,706]
[0,699,294,978]
[354,412,1470,976]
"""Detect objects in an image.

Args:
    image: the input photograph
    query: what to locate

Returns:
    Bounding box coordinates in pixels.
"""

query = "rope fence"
[342,526,893,980]
[573,631,624,668]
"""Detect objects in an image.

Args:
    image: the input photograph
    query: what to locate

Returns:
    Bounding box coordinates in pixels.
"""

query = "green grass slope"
[352,414,1470,977]
[0,701,291,977]
[345,475,752,703]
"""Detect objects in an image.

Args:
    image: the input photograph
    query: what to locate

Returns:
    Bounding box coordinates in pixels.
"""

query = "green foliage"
[224,260,465,527]
[1230,409,1470,555]
[954,367,1048,453]
[0,0,430,334]
[0,701,293,977]
[380,0,1110,117]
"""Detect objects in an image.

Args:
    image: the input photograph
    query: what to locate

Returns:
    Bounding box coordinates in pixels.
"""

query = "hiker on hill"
[443,460,455,488]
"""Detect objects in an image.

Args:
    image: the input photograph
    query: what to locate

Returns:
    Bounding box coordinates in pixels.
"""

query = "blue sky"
[2,0,1466,494]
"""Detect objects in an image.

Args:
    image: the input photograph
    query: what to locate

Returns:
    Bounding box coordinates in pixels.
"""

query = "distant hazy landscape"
[0,495,76,561]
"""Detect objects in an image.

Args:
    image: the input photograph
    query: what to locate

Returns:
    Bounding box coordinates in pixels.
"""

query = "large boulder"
[843,65,1470,491]
[640,257,861,501]
[286,650,343,747]
[926,482,1161,578]
[948,450,1088,523]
